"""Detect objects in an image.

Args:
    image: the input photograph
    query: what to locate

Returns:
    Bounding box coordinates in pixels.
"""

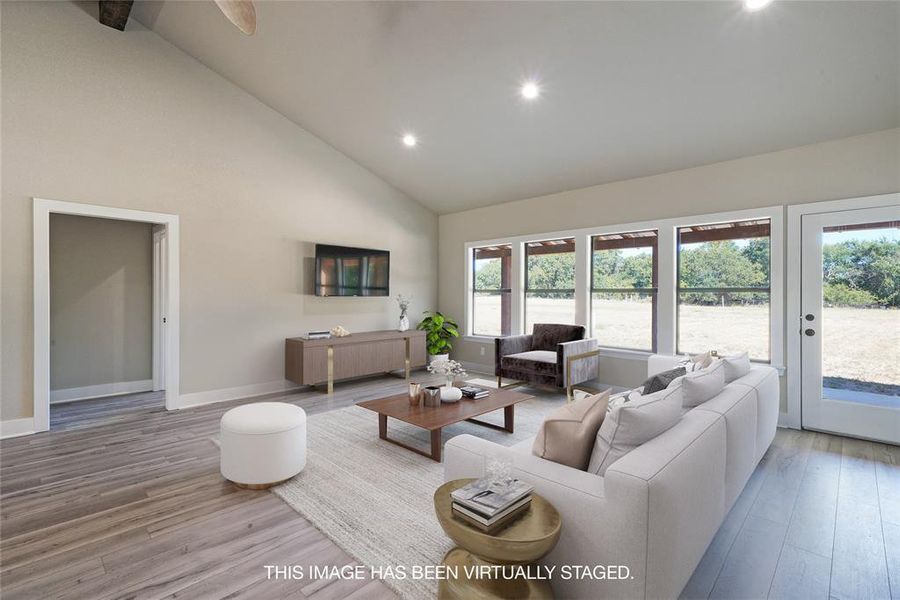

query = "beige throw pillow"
[532,390,610,470]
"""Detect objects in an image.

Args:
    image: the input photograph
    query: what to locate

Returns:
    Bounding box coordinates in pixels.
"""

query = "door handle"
[804,328,815,336]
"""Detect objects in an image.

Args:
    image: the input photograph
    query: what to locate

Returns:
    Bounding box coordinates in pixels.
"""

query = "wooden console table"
[285,330,426,394]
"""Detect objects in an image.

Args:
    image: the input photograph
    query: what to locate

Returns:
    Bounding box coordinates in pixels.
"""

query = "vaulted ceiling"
[132,1,899,214]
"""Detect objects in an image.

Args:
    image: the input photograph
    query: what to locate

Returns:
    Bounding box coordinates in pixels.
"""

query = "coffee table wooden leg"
[379,414,387,439]
[431,428,442,462]
[504,405,514,433]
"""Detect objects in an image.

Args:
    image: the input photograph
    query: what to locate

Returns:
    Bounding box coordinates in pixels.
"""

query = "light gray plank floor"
[0,375,425,600]
[683,428,899,600]
[2,375,898,600]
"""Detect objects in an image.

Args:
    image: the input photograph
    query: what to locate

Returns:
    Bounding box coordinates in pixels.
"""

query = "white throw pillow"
[678,351,715,372]
[679,359,726,408]
[722,352,751,383]
[587,382,683,476]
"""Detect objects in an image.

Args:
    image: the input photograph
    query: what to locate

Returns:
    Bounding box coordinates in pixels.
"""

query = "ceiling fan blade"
[213,0,256,35]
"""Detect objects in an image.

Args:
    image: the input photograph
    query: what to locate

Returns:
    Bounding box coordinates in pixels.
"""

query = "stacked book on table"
[459,385,490,400]
[450,478,533,533]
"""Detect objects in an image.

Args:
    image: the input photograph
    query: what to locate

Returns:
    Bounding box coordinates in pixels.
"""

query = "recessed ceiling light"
[743,0,773,11]
[521,81,540,100]
[402,134,417,147]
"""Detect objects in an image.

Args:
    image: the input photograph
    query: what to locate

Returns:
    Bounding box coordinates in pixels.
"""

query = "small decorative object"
[428,359,466,403]
[422,386,442,407]
[440,387,463,403]
[427,359,466,387]
[417,311,460,362]
[330,325,351,338]
[397,295,412,332]
[486,456,514,486]
[408,382,422,406]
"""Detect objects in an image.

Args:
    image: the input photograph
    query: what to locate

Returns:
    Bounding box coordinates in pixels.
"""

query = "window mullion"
[511,242,524,335]
[575,235,589,329]
[657,226,677,355]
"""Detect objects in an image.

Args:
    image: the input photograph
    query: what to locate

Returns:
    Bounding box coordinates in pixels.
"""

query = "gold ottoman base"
[231,477,288,490]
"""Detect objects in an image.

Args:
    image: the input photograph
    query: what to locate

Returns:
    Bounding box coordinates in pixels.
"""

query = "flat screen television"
[315,244,390,297]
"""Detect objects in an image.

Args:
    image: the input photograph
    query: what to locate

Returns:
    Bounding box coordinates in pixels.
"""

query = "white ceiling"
[132,1,899,214]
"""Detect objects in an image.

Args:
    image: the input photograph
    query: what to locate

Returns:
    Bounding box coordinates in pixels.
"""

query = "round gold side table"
[434,478,561,600]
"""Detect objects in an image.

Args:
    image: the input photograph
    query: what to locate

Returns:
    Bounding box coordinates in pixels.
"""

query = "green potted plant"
[417,311,460,363]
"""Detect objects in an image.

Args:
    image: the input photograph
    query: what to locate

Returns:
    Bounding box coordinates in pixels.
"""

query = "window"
[472,245,512,336]
[591,230,658,351]
[525,238,576,331]
[677,219,771,360]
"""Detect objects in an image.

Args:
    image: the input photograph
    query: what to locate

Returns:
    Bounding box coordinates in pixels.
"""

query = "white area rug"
[272,395,559,600]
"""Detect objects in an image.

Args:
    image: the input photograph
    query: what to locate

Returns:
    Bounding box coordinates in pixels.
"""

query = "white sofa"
[444,356,779,600]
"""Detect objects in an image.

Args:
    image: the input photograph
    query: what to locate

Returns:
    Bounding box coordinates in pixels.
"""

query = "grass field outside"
[474,297,900,395]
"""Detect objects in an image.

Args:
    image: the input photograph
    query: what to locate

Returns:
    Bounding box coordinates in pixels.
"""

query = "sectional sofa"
[444,355,779,599]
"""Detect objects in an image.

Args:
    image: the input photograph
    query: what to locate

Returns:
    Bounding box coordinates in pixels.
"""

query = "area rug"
[271,393,561,600]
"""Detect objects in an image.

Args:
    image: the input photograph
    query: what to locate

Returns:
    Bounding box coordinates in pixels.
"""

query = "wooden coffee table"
[357,386,532,461]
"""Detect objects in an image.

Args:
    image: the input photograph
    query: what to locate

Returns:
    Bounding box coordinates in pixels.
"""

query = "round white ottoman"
[220,402,307,489]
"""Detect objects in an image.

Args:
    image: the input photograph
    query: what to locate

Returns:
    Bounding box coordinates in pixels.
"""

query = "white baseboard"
[177,380,303,409]
[50,379,154,404]
[0,418,36,439]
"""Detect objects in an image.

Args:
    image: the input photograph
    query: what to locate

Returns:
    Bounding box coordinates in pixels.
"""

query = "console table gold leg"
[327,345,334,395]
[405,338,411,380]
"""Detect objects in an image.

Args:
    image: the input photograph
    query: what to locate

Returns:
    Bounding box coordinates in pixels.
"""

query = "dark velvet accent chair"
[495,324,600,400]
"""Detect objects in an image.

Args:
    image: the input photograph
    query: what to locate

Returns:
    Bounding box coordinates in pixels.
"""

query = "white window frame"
[522,236,579,333]
[463,206,784,371]
[588,228,660,354]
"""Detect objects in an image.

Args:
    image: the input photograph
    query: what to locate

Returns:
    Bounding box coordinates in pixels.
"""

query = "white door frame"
[786,192,899,431]
[152,225,168,392]
[33,198,180,432]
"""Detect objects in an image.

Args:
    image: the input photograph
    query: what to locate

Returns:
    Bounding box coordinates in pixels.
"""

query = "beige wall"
[1,2,437,420]
[50,214,153,392]
[439,128,900,398]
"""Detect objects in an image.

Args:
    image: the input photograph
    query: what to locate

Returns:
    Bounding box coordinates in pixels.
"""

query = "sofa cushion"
[587,382,684,476]
[693,384,758,510]
[533,390,610,470]
[680,360,726,408]
[531,324,585,351]
[722,352,751,382]
[501,350,557,376]
[642,366,687,395]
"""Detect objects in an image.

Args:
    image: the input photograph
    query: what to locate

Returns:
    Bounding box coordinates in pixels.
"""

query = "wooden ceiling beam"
[98,1,134,31]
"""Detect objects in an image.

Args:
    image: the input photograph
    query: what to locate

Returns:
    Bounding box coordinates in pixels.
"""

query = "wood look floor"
[683,428,900,600]
[0,377,418,600]
[1,376,898,600]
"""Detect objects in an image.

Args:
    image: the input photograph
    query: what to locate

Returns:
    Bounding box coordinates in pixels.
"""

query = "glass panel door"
[800,206,900,443]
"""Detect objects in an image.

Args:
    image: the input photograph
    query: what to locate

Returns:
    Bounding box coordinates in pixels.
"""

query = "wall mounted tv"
[315,244,390,297]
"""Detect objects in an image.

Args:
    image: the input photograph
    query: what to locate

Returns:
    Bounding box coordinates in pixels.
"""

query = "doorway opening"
[33,199,180,433]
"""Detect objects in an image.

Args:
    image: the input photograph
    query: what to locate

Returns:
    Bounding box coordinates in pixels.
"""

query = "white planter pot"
[429,353,449,364]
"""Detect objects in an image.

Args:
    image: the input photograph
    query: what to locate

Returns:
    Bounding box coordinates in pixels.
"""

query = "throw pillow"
[680,359,726,408]
[641,366,687,395]
[532,390,610,470]
[722,352,751,382]
[679,351,715,372]
[586,382,683,476]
